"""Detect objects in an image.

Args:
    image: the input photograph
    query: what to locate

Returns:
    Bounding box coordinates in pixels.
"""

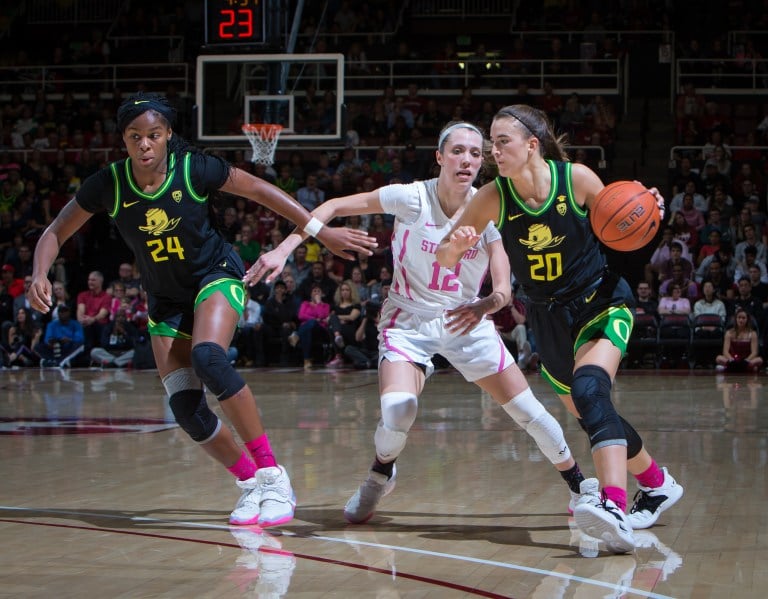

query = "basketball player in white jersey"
[245,122,590,523]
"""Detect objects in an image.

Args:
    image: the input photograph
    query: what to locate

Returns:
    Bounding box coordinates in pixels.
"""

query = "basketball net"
[242,123,283,166]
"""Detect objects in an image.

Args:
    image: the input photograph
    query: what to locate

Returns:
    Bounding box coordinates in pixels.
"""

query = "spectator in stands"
[297,260,337,301]
[729,206,755,246]
[90,308,139,368]
[701,257,735,301]
[747,264,768,307]
[700,206,729,244]
[734,245,768,288]
[35,304,84,368]
[670,180,708,216]
[660,263,699,301]
[658,283,691,316]
[2,307,41,367]
[735,224,767,265]
[538,80,564,123]
[670,210,699,255]
[731,162,764,198]
[744,196,767,232]
[696,228,723,267]
[234,223,262,269]
[0,280,12,327]
[1,264,23,298]
[236,293,265,368]
[290,283,331,371]
[262,280,299,367]
[76,270,111,351]
[669,156,702,198]
[287,244,312,286]
[730,276,765,328]
[275,164,298,198]
[693,280,727,322]
[326,279,362,367]
[368,213,393,269]
[733,179,761,212]
[107,280,132,321]
[42,280,72,323]
[343,301,380,370]
[296,173,325,212]
[12,275,43,327]
[700,161,730,200]
[716,308,763,373]
[635,281,659,319]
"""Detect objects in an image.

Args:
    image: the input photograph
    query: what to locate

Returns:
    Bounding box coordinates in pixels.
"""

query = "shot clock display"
[205,0,265,45]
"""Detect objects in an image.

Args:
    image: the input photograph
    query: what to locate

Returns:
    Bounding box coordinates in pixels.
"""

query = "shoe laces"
[260,469,292,500]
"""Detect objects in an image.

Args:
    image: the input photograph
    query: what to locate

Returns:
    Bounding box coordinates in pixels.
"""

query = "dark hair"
[670,241,683,251]
[494,105,569,161]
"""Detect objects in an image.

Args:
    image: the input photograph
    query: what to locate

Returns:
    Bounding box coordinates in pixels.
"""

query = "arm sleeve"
[379,182,422,225]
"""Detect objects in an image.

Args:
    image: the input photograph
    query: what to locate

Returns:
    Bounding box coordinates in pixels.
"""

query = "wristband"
[303,216,324,237]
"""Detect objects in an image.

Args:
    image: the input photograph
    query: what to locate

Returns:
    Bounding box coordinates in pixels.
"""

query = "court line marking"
[0,506,674,599]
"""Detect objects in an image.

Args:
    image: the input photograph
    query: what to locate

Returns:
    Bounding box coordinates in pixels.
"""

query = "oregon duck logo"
[519,223,565,251]
[556,194,567,216]
[172,190,182,203]
[139,208,181,236]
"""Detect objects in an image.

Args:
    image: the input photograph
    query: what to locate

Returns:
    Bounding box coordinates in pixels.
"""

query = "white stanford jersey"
[379,178,499,315]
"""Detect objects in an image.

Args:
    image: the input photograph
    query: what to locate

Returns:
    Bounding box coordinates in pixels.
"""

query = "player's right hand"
[27,275,53,313]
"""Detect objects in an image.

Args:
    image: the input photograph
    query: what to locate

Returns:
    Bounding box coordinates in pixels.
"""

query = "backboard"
[196,53,344,142]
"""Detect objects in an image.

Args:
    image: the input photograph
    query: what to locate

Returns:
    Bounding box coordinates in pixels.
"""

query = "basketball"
[590,181,660,252]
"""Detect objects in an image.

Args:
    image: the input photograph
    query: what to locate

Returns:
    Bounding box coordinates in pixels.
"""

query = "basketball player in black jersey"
[27,92,376,528]
[437,105,683,554]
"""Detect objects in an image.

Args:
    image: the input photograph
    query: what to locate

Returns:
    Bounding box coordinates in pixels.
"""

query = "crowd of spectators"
[2,1,768,370]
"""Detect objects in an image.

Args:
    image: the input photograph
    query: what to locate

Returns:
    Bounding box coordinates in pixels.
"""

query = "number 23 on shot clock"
[204,0,265,45]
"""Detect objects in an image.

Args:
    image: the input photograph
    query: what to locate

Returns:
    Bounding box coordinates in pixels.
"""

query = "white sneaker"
[627,467,684,529]
[230,476,261,526]
[288,332,299,347]
[257,465,296,527]
[569,477,600,514]
[343,465,397,524]
[574,495,636,554]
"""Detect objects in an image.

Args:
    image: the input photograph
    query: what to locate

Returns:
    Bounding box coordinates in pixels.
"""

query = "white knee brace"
[374,392,418,462]
[502,388,572,465]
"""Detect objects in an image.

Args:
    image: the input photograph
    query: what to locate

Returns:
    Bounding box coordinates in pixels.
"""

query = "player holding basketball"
[26,92,376,528]
[436,105,683,553]
[246,121,590,524]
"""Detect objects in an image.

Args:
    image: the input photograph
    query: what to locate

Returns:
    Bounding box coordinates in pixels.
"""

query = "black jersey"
[76,152,234,304]
[495,160,606,304]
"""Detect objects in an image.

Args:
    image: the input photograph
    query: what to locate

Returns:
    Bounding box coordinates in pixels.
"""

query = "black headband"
[117,95,176,132]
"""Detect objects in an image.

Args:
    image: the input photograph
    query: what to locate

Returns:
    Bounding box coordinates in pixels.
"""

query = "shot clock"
[204,0,265,45]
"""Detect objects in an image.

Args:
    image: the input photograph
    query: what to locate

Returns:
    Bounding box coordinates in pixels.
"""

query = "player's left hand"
[316,227,377,260]
[445,300,486,336]
[244,248,290,285]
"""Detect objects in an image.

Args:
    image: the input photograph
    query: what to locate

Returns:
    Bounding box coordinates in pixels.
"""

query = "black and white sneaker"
[627,467,684,530]
[575,497,636,554]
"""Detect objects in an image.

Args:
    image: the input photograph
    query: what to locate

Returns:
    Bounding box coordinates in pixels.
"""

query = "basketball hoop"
[242,123,283,166]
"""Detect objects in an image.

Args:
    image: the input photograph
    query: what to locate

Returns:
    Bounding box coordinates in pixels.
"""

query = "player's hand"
[643,184,665,221]
[445,300,485,336]
[27,275,52,313]
[316,226,377,260]
[244,248,290,285]
[446,225,480,257]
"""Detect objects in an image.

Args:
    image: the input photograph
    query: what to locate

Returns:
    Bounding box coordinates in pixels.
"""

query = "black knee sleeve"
[571,364,626,450]
[191,341,246,400]
[620,415,643,459]
[169,389,220,443]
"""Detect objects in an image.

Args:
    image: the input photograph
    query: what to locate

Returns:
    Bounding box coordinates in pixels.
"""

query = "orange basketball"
[590,180,660,251]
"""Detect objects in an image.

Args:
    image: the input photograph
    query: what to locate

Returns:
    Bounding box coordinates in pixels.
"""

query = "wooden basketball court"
[1,365,766,598]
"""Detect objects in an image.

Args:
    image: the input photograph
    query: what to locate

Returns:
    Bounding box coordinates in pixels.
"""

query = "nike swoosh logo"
[507,213,524,222]
[585,290,597,303]
[123,200,140,208]
[134,100,150,105]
